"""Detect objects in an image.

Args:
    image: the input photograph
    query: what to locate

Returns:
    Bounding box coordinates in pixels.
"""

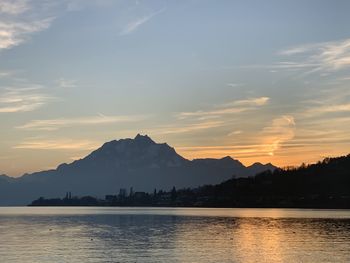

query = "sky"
[1,0,350,176]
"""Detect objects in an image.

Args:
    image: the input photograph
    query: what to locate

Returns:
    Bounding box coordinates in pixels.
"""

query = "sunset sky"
[1,0,350,176]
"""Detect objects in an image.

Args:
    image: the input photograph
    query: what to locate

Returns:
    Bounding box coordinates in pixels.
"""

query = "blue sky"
[1,0,350,176]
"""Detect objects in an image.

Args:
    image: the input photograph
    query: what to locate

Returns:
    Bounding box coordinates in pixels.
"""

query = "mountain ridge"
[0,134,276,205]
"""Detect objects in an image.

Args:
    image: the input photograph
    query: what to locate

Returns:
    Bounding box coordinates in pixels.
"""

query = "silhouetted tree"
[171,186,177,202]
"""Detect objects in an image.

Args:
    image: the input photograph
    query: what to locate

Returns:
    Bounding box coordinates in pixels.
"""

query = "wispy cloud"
[119,8,164,36]
[0,71,13,78]
[302,103,350,117]
[56,78,77,88]
[14,138,99,150]
[178,116,295,160]
[0,0,29,15]
[0,0,55,50]
[178,97,270,119]
[0,87,54,113]
[0,18,53,50]
[226,83,244,88]
[240,62,319,71]
[17,114,147,130]
[150,120,224,135]
[176,144,274,160]
[279,38,350,73]
[261,115,296,156]
[313,103,350,113]
[222,97,270,107]
[294,83,350,119]
[227,130,242,136]
[242,38,350,75]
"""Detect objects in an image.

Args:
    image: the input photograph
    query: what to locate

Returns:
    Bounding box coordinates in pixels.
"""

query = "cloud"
[0,87,54,113]
[295,84,350,119]
[176,116,295,160]
[302,103,350,117]
[151,120,224,135]
[56,78,77,88]
[279,38,350,73]
[0,71,13,78]
[17,114,147,130]
[240,62,318,71]
[119,9,164,36]
[178,97,270,119]
[227,130,242,136]
[243,38,350,74]
[226,83,244,88]
[0,0,55,50]
[279,48,305,56]
[176,144,272,160]
[0,0,29,15]
[261,115,296,156]
[13,138,99,150]
[222,97,270,107]
[178,108,249,119]
[0,18,53,50]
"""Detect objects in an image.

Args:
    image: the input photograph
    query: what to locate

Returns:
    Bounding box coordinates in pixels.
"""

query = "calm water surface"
[0,207,349,263]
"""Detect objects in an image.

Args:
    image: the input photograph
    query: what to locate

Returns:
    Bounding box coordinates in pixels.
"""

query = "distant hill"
[192,155,350,208]
[0,174,15,183]
[30,155,350,209]
[0,134,276,205]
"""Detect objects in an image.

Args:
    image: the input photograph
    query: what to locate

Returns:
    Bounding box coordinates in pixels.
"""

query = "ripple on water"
[0,207,349,263]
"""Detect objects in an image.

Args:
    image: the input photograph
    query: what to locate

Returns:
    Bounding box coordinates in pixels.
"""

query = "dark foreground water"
[0,207,349,263]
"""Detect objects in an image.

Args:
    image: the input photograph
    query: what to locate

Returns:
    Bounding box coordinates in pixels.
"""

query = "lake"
[0,207,349,262]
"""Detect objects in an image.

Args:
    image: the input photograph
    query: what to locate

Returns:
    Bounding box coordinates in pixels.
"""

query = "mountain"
[30,154,350,208]
[0,174,14,183]
[191,154,350,208]
[247,162,276,175]
[0,134,276,205]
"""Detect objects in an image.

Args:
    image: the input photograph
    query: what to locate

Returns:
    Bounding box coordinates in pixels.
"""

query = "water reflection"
[0,208,349,262]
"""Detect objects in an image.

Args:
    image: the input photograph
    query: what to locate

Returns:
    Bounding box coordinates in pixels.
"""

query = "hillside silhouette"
[189,154,350,208]
[31,155,350,208]
[0,134,275,205]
